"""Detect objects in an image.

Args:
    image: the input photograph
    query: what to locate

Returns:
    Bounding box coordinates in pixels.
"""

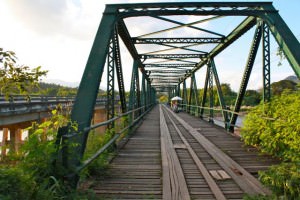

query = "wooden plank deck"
[88,105,277,199]
[91,106,162,199]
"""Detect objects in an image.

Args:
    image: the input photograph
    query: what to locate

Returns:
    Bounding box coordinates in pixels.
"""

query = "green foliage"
[22,109,76,182]
[243,89,261,106]
[243,194,274,200]
[241,91,300,161]
[0,167,34,200]
[0,48,48,98]
[276,46,286,66]
[83,129,115,177]
[35,82,78,96]
[271,80,297,96]
[0,108,82,199]
[159,95,168,103]
[241,90,300,198]
[259,162,300,199]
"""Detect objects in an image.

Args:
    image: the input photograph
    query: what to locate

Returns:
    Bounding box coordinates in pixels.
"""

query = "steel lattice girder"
[229,23,262,132]
[140,54,207,59]
[262,22,271,102]
[59,1,300,188]
[132,37,224,44]
[146,70,188,73]
[144,64,195,68]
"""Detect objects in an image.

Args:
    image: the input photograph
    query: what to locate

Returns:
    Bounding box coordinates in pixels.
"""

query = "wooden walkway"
[89,105,278,200]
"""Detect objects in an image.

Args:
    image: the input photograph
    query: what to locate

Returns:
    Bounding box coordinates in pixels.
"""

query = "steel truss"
[133,37,224,44]
[57,2,300,187]
[229,24,262,132]
[262,22,271,102]
[106,37,115,128]
[140,54,207,59]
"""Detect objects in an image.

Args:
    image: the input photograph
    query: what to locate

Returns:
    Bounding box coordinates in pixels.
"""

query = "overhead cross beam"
[58,2,300,189]
[144,64,195,68]
[136,16,222,38]
[133,37,224,44]
[140,54,207,59]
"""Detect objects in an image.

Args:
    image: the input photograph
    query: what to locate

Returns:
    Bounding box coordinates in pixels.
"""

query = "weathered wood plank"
[163,107,226,200]
[159,105,190,200]
[167,105,271,195]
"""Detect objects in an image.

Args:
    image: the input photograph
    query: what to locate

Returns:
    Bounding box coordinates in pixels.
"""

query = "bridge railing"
[0,95,113,115]
[178,103,244,129]
[60,103,155,176]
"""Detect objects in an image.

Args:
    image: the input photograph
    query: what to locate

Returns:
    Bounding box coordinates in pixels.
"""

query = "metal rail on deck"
[62,104,155,175]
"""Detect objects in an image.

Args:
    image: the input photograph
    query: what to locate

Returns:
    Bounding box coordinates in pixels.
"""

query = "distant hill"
[44,79,79,88]
[285,75,299,83]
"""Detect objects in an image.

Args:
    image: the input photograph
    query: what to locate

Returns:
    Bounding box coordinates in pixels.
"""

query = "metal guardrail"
[0,95,115,116]
[178,103,244,128]
[61,104,155,174]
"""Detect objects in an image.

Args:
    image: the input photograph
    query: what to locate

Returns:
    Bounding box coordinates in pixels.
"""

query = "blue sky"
[0,0,299,91]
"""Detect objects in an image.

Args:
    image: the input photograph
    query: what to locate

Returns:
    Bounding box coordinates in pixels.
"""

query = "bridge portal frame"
[57,2,300,187]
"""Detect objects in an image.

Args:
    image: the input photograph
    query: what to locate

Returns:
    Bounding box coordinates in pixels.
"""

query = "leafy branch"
[0,48,48,98]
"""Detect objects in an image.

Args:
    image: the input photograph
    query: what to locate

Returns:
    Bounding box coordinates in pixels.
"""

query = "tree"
[0,48,48,98]
[271,80,297,95]
[243,89,261,106]
[241,91,300,198]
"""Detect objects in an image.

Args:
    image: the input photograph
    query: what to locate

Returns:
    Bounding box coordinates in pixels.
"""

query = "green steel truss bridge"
[55,2,300,198]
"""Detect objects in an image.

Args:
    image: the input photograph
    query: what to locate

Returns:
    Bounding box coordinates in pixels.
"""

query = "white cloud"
[0,0,298,92]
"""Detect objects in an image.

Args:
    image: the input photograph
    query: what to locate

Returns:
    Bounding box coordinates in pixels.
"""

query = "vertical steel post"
[188,76,193,113]
[182,80,187,112]
[177,83,181,97]
[107,36,115,129]
[229,24,262,132]
[261,4,300,78]
[262,22,271,102]
[59,6,118,188]
[208,64,214,123]
[210,59,229,128]
[192,73,199,116]
[114,27,127,113]
[200,64,210,118]
[141,73,146,112]
[129,60,141,118]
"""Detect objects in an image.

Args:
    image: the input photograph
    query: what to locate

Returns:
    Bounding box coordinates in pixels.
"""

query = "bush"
[241,90,300,161]
[0,109,79,199]
[259,162,300,199]
[0,167,34,200]
[241,90,300,198]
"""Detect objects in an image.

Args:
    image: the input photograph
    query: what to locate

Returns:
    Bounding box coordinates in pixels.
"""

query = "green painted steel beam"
[261,22,271,102]
[182,80,187,111]
[141,54,207,59]
[144,64,195,68]
[106,37,115,129]
[133,37,224,44]
[143,43,206,55]
[61,5,118,187]
[200,64,210,118]
[146,70,188,73]
[118,9,275,18]
[151,16,225,37]
[208,64,214,122]
[178,16,257,83]
[117,19,148,78]
[158,43,208,54]
[137,16,222,38]
[229,24,262,132]
[210,59,229,128]
[113,29,127,112]
[261,4,300,78]
[111,2,273,9]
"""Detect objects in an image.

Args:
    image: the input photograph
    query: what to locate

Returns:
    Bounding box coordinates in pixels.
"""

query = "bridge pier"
[1,121,38,159]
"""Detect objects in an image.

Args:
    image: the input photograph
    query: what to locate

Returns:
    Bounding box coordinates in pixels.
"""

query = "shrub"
[241,90,300,198]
